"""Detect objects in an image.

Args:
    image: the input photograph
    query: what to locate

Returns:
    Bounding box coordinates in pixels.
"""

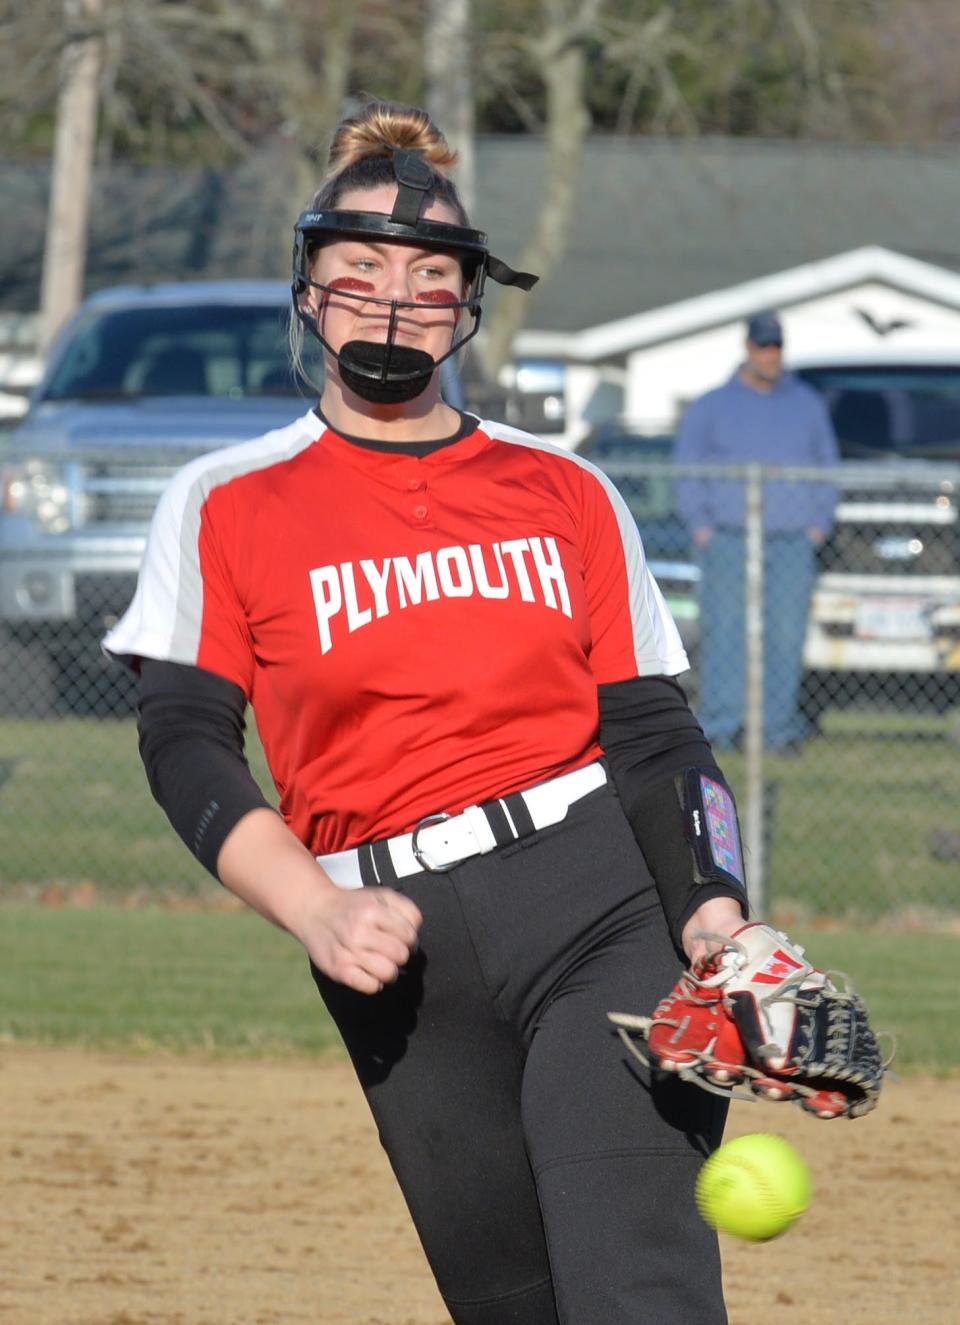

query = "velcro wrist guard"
[623,765,748,951]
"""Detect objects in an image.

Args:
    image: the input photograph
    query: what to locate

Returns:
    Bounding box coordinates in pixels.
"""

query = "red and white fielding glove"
[609,923,886,1119]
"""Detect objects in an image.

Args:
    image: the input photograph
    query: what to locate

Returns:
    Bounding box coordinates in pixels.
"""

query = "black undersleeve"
[597,674,715,789]
[598,675,748,949]
[138,660,273,877]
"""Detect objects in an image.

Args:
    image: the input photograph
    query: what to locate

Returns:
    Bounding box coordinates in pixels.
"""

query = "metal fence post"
[743,464,766,916]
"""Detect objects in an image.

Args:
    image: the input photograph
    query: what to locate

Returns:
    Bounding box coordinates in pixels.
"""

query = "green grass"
[0,714,274,893]
[0,905,953,1073]
[787,928,956,1074]
[716,709,960,916]
[1,709,959,917]
[0,903,340,1055]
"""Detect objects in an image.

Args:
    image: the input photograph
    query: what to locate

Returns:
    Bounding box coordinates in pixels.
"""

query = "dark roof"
[472,136,960,332]
[4,136,960,333]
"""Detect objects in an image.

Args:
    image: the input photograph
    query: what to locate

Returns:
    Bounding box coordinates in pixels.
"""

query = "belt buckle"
[411,812,469,873]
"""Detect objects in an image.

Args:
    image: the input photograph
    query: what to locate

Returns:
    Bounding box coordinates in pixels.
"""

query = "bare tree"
[874,0,960,142]
[38,0,104,350]
[238,0,359,204]
[479,0,605,376]
[90,1,352,178]
[0,2,65,137]
[0,0,930,165]
[96,0,427,191]
[424,0,475,216]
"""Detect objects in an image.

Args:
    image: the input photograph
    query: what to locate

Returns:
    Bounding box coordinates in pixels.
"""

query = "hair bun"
[327,99,458,178]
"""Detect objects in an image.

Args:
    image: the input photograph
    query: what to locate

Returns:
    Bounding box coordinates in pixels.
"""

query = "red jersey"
[105,411,687,854]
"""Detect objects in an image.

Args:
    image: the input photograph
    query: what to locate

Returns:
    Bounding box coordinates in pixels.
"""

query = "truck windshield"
[42,303,323,401]
[796,365,960,460]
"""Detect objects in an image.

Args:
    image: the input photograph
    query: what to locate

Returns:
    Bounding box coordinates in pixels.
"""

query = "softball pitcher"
[104,98,883,1325]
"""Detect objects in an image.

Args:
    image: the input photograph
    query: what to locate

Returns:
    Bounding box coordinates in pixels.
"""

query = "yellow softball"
[696,1133,811,1241]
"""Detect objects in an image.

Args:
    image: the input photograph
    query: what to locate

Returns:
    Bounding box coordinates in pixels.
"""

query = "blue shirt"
[674,370,840,534]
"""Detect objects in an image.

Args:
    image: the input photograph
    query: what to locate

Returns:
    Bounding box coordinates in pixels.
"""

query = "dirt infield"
[2,1046,957,1325]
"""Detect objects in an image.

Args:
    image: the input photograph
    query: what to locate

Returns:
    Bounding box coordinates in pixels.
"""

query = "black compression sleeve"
[597,674,715,787]
[138,659,274,877]
[598,675,747,950]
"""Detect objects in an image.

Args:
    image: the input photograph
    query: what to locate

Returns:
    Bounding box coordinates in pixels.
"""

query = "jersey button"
[407,477,426,491]
[412,504,429,520]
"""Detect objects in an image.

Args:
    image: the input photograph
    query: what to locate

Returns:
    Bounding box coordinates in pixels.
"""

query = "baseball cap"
[746,311,783,346]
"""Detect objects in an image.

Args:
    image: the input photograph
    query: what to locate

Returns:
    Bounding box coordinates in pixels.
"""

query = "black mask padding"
[339,340,436,404]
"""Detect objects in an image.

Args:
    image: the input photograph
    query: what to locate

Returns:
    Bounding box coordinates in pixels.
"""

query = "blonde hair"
[321,99,459,188]
[309,98,467,221]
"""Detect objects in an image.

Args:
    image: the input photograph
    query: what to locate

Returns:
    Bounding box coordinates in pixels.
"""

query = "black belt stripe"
[502,791,536,838]
[370,836,397,884]
[358,843,377,886]
[480,798,517,847]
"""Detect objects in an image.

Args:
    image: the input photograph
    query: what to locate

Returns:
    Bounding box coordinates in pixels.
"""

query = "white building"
[513,246,960,448]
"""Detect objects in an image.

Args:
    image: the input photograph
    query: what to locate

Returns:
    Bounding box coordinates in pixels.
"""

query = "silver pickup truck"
[792,348,960,711]
[0,281,322,714]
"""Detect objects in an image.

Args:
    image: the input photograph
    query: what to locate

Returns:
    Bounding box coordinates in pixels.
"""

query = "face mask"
[302,275,467,404]
[292,151,539,403]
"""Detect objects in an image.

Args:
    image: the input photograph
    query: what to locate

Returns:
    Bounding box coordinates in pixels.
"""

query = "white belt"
[316,761,607,890]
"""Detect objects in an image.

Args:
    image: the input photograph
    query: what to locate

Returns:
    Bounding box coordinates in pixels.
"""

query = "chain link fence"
[600,454,960,920]
[1,447,959,920]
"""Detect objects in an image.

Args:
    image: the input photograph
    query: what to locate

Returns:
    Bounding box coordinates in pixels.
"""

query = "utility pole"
[38,0,104,353]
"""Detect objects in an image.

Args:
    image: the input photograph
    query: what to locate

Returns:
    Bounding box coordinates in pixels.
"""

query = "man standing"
[674,312,839,752]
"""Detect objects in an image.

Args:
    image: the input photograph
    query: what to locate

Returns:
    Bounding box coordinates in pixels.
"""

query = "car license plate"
[854,598,932,641]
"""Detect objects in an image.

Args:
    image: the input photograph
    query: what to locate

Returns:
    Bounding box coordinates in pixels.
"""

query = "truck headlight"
[2,459,78,533]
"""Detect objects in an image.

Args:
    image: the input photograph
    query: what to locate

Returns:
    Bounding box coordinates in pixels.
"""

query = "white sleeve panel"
[590,465,689,676]
[481,420,689,677]
[102,413,322,671]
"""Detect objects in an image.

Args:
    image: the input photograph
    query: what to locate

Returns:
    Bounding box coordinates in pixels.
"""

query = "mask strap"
[390,149,435,227]
[486,254,539,291]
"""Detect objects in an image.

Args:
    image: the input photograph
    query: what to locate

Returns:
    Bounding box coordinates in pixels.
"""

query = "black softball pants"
[313,781,728,1325]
